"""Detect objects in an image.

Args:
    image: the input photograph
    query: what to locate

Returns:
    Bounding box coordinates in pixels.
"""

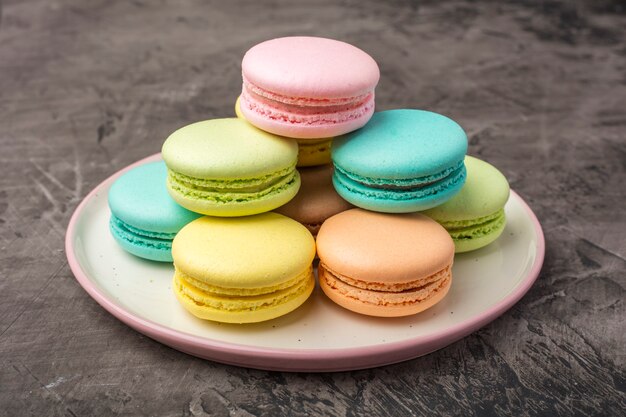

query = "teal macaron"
[108,161,202,262]
[423,156,510,253]
[331,109,468,213]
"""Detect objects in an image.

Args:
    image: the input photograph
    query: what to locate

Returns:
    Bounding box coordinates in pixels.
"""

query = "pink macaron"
[240,36,380,139]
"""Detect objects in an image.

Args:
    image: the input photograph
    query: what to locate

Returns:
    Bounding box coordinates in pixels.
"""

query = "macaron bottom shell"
[332,166,466,213]
[109,216,174,262]
[173,267,315,323]
[318,263,452,317]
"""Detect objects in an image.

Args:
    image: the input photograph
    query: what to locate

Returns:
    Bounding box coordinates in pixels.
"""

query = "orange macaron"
[316,208,454,317]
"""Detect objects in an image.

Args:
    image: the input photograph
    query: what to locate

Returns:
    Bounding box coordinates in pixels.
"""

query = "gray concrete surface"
[0,0,624,415]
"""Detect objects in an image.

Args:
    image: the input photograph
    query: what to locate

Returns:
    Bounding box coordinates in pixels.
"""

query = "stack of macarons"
[107,35,511,324]
[315,110,510,316]
[235,36,383,236]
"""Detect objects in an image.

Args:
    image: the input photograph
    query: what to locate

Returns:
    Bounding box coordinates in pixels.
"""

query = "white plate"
[66,154,544,372]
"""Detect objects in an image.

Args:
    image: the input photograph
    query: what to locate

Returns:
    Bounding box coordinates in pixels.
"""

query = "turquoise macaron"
[331,109,468,212]
[108,161,202,262]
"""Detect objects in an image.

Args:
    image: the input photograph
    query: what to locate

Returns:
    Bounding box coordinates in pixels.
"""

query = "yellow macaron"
[172,213,316,323]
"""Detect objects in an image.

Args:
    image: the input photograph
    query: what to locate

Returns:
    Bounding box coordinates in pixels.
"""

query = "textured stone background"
[0,0,624,416]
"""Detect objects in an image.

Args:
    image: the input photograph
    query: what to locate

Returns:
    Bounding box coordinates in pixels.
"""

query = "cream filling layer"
[441,209,506,241]
[168,164,296,191]
[174,266,314,312]
[320,263,451,306]
[167,169,298,203]
[243,75,371,107]
[241,77,375,125]
[175,266,313,296]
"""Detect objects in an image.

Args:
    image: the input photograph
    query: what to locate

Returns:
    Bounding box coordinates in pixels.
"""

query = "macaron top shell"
[162,118,297,179]
[172,213,315,289]
[108,161,201,233]
[316,209,454,283]
[423,156,510,221]
[275,165,353,225]
[332,109,467,179]
[242,36,380,99]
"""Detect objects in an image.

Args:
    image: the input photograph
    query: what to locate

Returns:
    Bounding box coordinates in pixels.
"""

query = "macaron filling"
[241,77,375,126]
[333,162,467,200]
[174,265,314,312]
[319,262,451,306]
[175,268,309,297]
[167,165,299,204]
[442,209,506,241]
[109,215,174,251]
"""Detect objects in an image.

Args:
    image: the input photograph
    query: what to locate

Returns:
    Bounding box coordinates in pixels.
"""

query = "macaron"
[295,138,333,167]
[423,156,510,253]
[274,165,353,237]
[235,96,332,167]
[108,161,201,262]
[172,213,316,323]
[239,36,380,139]
[162,118,300,217]
[316,208,454,317]
[331,109,468,213]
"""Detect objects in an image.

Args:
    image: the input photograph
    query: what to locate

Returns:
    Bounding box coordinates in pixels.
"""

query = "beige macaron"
[275,165,353,237]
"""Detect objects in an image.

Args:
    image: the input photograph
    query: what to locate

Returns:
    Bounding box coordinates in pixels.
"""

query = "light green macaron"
[423,156,510,253]
[162,118,300,217]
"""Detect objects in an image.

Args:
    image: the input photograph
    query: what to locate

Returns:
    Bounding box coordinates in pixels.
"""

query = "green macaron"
[423,156,510,253]
[162,118,300,217]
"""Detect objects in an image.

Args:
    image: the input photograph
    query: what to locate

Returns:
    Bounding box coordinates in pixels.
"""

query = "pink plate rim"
[65,153,545,372]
